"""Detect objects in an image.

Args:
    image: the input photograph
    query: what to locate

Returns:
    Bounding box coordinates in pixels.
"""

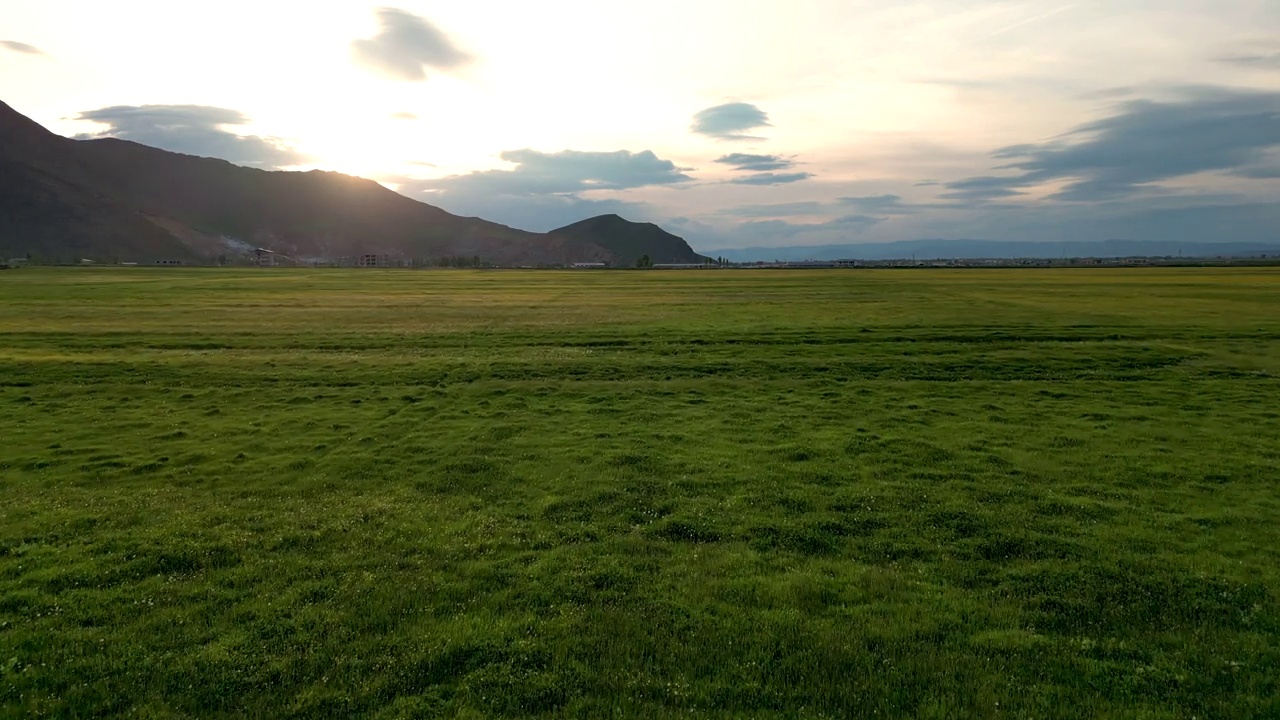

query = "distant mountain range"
[709,239,1280,263]
[0,101,705,267]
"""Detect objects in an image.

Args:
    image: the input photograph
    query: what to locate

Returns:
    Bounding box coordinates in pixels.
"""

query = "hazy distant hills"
[710,239,1280,263]
[0,101,703,267]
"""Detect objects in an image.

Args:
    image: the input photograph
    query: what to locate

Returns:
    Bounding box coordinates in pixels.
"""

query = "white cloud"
[691,103,771,141]
[395,148,690,231]
[74,105,307,169]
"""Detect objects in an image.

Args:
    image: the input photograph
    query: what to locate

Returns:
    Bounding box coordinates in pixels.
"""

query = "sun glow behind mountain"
[3,0,1278,244]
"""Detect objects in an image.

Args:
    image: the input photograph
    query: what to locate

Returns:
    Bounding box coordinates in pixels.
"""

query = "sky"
[2,0,1279,250]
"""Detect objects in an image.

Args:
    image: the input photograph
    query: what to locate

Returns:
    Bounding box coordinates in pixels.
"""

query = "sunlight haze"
[3,0,1278,249]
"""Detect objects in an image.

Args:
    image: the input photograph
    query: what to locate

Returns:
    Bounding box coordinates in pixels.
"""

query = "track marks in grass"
[3,268,1280,718]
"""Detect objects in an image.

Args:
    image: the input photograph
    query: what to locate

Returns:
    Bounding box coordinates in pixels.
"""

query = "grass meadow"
[1,266,1278,718]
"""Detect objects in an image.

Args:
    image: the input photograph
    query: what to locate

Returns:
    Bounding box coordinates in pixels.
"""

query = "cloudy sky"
[3,0,1279,250]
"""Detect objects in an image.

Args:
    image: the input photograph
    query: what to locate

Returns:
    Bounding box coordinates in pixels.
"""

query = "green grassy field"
[1,267,1278,718]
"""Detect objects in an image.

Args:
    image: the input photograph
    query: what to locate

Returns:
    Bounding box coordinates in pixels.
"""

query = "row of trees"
[412,256,487,268]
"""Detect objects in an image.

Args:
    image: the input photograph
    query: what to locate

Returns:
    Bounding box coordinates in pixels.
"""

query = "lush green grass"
[2,267,1278,718]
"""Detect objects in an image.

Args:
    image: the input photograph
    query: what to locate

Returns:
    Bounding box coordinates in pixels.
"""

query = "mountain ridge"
[0,101,703,267]
[549,214,710,265]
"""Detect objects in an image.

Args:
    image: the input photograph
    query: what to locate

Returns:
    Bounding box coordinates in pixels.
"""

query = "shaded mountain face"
[1,104,200,263]
[0,101,694,266]
[547,215,708,266]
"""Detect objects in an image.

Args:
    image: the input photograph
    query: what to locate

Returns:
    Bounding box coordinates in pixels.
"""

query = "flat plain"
[1,267,1278,718]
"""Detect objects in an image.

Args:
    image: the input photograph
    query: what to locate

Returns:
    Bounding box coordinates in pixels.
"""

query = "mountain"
[0,101,699,266]
[1,104,203,263]
[708,239,1280,263]
[547,214,708,266]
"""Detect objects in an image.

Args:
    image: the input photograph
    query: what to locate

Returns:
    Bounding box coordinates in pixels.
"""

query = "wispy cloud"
[443,149,693,194]
[722,195,943,219]
[938,177,1029,201]
[729,214,885,242]
[727,172,814,186]
[982,3,1079,39]
[352,7,471,82]
[714,153,795,172]
[942,87,1280,202]
[1216,51,1280,69]
[837,194,937,215]
[722,202,826,218]
[1079,87,1137,100]
[1,40,45,56]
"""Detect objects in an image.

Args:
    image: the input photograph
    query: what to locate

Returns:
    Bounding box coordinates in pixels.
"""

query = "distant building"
[357,254,399,268]
[572,262,607,268]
